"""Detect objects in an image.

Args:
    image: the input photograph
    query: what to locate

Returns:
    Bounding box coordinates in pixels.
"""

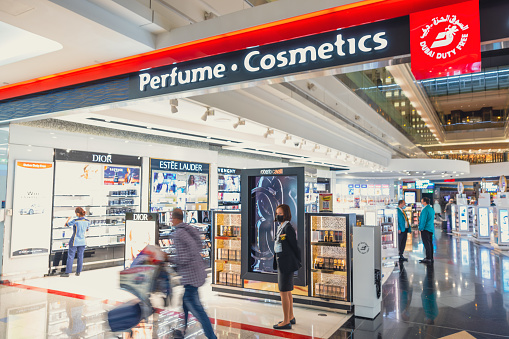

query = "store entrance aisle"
[333,229,509,338]
[0,265,350,338]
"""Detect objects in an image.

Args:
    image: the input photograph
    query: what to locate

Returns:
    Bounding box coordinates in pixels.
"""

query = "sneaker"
[60,273,69,277]
[399,256,408,262]
[75,272,80,276]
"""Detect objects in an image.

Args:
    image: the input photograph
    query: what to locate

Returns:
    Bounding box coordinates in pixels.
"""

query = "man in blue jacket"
[397,200,411,261]
[419,197,435,264]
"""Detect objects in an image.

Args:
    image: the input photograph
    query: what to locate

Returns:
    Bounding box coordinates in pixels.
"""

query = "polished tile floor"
[333,229,509,339]
[2,227,509,338]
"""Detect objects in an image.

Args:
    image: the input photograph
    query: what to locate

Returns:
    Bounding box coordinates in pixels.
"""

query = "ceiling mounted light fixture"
[312,144,320,152]
[170,99,178,113]
[282,134,292,144]
[201,107,215,121]
[233,118,245,129]
[263,128,274,138]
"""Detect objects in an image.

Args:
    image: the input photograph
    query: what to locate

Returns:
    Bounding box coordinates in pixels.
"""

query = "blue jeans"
[66,246,85,274]
[182,285,216,339]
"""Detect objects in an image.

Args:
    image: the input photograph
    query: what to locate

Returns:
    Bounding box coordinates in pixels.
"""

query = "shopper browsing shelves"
[418,197,435,264]
[61,207,90,277]
[169,208,216,339]
[397,200,410,262]
[273,204,301,330]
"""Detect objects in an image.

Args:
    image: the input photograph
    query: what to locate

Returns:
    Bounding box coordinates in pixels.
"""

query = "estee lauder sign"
[129,17,409,99]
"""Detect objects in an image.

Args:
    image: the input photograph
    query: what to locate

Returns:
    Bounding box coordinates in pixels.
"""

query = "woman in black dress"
[273,204,301,330]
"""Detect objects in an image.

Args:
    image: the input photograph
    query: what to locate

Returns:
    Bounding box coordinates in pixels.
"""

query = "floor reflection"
[335,232,509,339]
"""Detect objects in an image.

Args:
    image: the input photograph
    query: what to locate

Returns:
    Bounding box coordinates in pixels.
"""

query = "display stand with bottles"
[377,208,398,264]
[309,213,353,304]
[211,211,243,288]
[474,206,491,243]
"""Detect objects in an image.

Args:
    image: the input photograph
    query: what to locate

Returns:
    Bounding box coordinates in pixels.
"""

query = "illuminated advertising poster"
[367,184,374,196]
[478,207,489,237]
[410,0,481,80]
[104,166,140,185]
[11,161,54,257]
[382,184,390,196]
[354,184,360,196]
[451,205,457,230]
[374,184,382,196]
[360,184,368,196]
[150,159,209,212]
[459,206,468,231]
[241,167,305,286]
[250,174,298,274]
[404,191,416,204]
[500,209,509,244]
[125,213,158,268]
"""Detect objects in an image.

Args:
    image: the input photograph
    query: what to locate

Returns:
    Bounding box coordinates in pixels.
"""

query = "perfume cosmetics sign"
[410,0,481,80]
[11,161,54,257]
[129,17,409,99]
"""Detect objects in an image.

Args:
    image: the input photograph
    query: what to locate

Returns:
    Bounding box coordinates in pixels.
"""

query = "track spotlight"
[282,134,291,144]
[312,144,320,152]
[233,118,245,129]
[170,99,178,113]
[263,128,274,138]
[201,107,215,121]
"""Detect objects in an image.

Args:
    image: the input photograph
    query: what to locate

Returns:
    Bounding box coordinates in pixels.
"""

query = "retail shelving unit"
[50,149,142,274]
[474,206,491,242]
[377,208,398,262]
[308,213,353,303]
[211,211,242,288]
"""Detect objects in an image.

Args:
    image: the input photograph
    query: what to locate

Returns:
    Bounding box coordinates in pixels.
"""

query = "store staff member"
[61,207,90,277]
[397,200,411,261]
[273,204,301,330]
[418,197,435,264]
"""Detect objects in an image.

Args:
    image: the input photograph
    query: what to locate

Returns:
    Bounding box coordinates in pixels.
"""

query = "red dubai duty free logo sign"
[410,0,481,80]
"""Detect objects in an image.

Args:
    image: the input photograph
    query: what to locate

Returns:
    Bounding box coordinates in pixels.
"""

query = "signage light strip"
[0,0,469,102]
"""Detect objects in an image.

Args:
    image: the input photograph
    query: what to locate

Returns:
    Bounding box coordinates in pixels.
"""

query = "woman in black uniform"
[273,204,301,330]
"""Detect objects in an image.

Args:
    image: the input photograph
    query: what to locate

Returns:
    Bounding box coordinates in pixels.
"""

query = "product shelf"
[310,242,345,247]
[311,268,347,275]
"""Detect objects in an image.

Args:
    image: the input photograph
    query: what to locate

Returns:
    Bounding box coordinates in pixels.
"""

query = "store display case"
[217,168,241,210]
[377,208,398,261]
[149,159,210,214]
[50,150,142,273]
[308,213,353,303]
[157,210,211,268]
[475,207,491,241]
[498,208,509,247]
[186,211,212,268]
[212,211,242,288]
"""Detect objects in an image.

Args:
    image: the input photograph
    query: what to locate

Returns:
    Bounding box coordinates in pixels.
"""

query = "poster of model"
[11,161,54,256]
[125,213,157,268]
[249,175,298,274]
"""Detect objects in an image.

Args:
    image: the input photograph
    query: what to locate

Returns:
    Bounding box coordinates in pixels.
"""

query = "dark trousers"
[182,285,216,339]
[421,230,434,260]
[398,230,408,257]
